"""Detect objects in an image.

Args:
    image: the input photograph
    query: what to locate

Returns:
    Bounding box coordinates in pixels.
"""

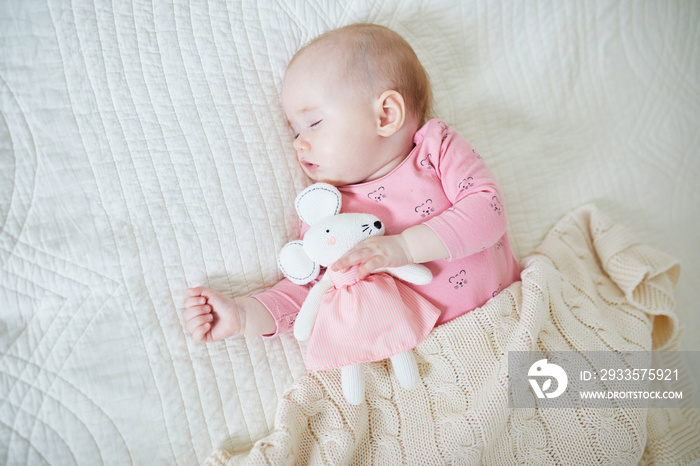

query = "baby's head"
[281,24,433,186]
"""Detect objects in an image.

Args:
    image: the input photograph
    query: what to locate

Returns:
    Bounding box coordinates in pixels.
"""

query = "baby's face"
[281,47,390,186]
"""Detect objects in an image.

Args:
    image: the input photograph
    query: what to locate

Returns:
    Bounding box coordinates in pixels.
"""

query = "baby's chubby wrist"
[237,296,276,336]
[400,225,450,264]
[395,232,415,264]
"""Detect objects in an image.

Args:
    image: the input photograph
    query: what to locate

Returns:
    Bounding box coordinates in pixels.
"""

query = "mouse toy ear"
[295,183,342,226]
[278,240,320,285]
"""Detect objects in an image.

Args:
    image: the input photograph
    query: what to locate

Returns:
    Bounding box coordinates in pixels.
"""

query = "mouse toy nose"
[374,221,382,229]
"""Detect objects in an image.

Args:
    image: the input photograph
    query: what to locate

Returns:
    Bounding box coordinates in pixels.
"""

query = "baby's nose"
[373,221,382,229]
[293,137,309,152]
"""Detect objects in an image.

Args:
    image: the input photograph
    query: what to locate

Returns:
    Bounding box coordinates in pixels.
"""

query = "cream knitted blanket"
[205,206,700,465]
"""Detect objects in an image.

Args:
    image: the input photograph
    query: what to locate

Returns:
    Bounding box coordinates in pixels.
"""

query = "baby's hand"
[332,235,413,280]
[184,287,244,342]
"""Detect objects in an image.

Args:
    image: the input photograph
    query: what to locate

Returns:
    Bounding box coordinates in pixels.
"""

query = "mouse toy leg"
[390,350,419,390]
[341,363,365,405]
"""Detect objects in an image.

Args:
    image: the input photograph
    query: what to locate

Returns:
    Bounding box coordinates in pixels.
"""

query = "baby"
[184,24,520,343]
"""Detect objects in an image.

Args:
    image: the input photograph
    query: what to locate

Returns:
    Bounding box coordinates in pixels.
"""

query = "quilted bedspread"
[1,1,698,464]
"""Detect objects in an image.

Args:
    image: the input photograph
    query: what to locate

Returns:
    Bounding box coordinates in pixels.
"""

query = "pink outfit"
[256,119,520,340]
[304,266,441,370]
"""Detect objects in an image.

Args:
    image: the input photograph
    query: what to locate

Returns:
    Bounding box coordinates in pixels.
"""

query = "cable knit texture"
[204,205,699,465]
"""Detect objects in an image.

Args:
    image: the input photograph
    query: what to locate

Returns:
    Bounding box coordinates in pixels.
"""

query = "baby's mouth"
[301,160,319,172]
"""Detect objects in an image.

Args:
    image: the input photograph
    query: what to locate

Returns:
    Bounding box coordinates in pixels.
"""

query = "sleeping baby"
[183,23,519,351]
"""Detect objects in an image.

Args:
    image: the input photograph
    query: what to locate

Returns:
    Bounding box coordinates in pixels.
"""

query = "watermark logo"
[528,358,568,399]
[510,351,695,408]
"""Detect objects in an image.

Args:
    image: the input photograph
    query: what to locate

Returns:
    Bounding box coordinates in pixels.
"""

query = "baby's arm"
[332,225,448,279]
[184,287,276,341]
[184,277,309,340]
[418,122,508,260]
[333,184,508,278]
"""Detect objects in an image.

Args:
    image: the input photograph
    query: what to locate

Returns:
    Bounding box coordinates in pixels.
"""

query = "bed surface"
[1,0,698,464]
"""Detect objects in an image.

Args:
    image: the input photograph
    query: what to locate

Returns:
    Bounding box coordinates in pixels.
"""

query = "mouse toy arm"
[293,274,333,341]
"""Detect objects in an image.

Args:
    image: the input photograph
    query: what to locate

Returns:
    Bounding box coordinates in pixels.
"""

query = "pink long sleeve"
[421,126,508,260]
[253,278,308,338]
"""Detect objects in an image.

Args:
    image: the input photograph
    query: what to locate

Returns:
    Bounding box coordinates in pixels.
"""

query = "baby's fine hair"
[290,24,434,125]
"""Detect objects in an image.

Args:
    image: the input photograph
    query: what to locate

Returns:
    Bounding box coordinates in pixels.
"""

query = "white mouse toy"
[278,183,441,405]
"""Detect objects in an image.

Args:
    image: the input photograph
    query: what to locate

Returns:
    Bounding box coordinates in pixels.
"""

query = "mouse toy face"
[303,213,384,267]
[278,183,386,285]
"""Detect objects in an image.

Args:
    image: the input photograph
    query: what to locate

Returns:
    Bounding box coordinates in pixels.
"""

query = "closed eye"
[293,120,320,139]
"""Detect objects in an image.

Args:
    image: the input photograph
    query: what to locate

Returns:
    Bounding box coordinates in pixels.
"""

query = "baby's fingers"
[357,256,386,279]
[333,246,373,271]
[184,304,211,322]
[185,295,208,309]
[192,323,212,343]
[187,313,214,340]
[186,287,206,297]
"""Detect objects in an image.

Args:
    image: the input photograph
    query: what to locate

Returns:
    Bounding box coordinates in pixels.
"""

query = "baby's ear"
[295,183,341,225]
[278,241,320,285]
[376,90,406,137]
